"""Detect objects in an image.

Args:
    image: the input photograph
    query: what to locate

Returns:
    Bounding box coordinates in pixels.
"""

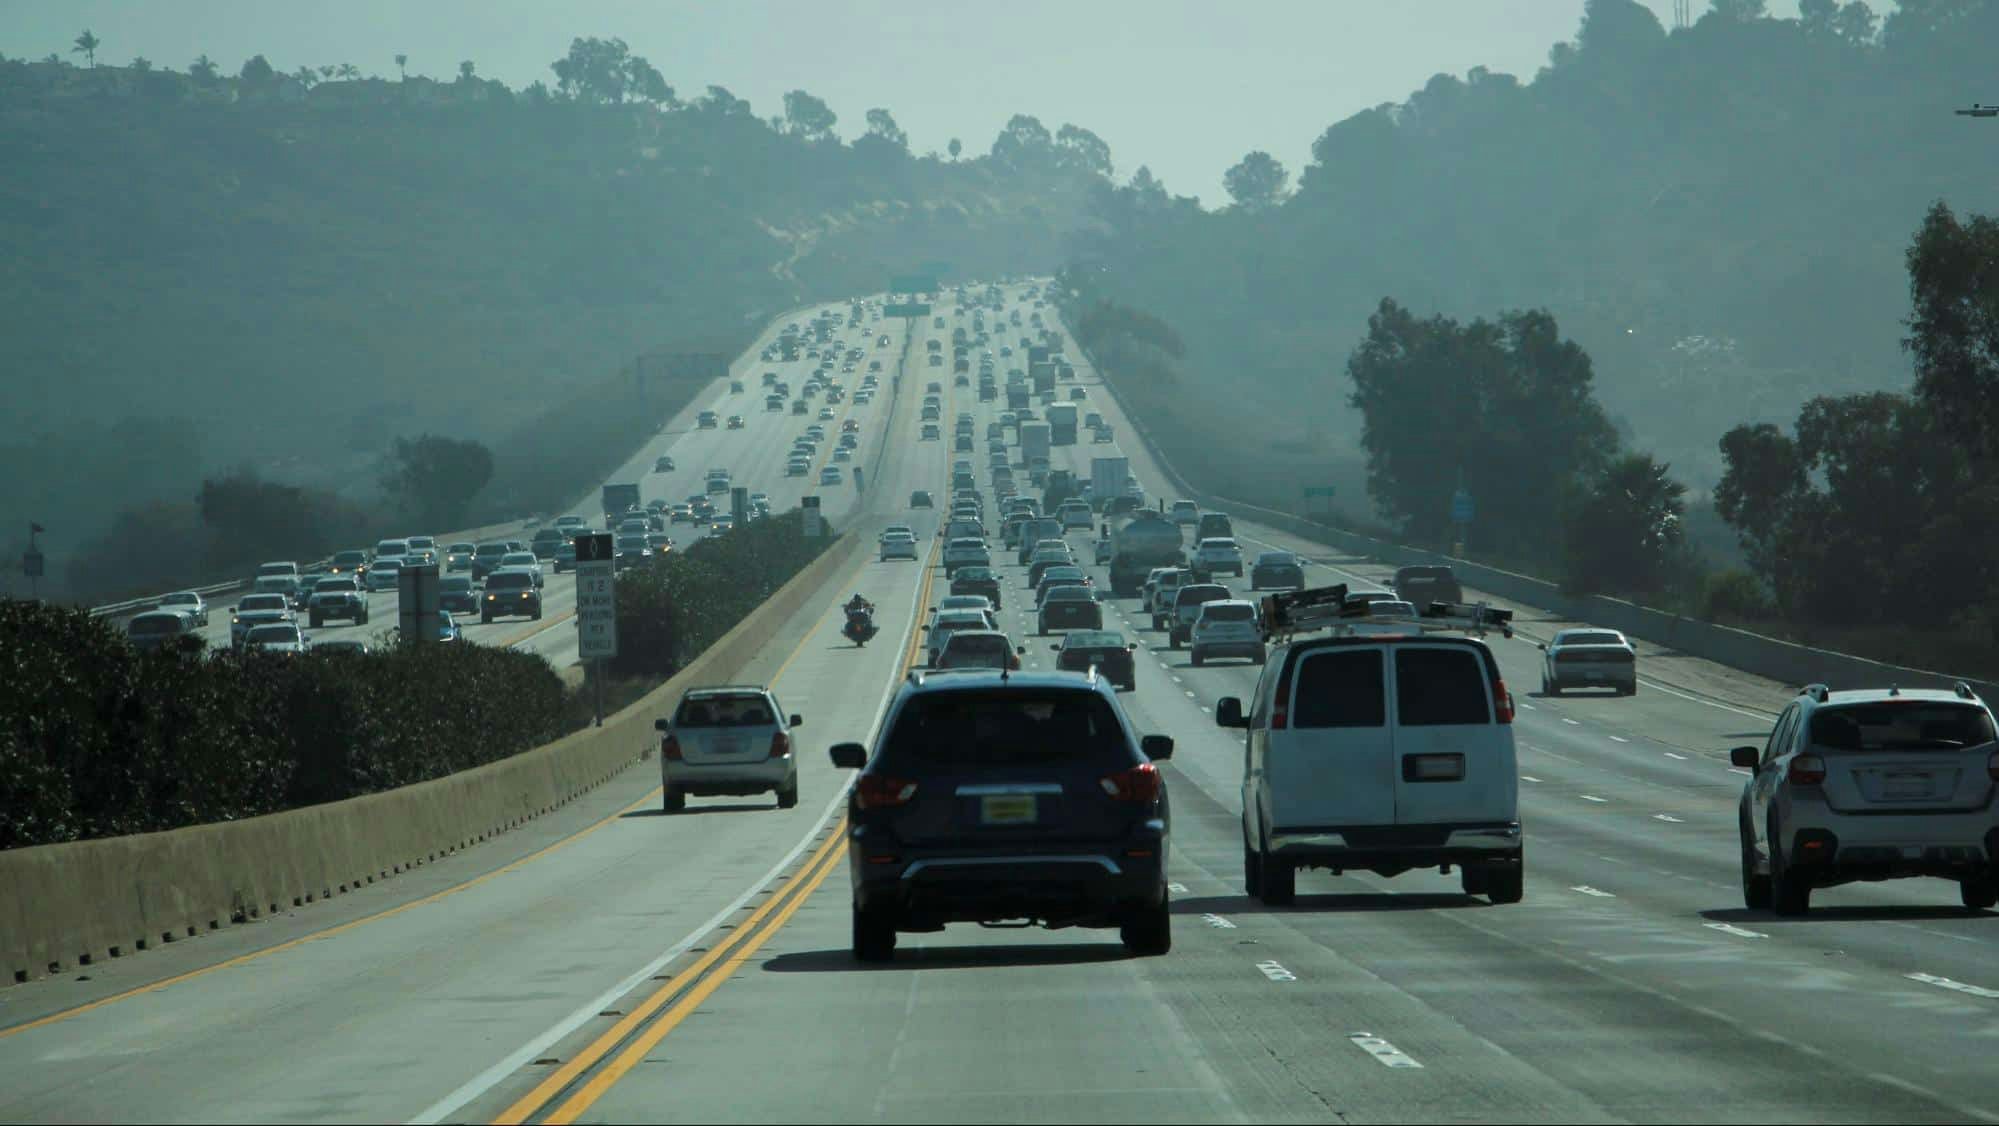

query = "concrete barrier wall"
[0,530,864,986]
[1079,334,1999,705]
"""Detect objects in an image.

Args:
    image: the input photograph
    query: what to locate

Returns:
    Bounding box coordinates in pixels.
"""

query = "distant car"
[942,537,991,576]
[654,685,803,811]
[327,550,371,581]
[728,415,745,430]
[786,457,810,477]
[1037,585,1103,634]
[925,609,998,667]
[499,552,544,588]
[243,622,308,655]
[1188,599,1263,666]
[1168,500,1200,526]
[1391,564,1464,610]
[1191,537,1244,580]
[438,575,479,614]
[310,638,373,656]
[1093,426,1115,443]
[552,538,579,572]
[530,528,567,560]
[364,557,403,593]
[444,543,476,573]
[1167,583,1233,648]
[820,466,843,486]
[480,569,542,622]
[1249,551,1304,590]
[307,577,370,627]
[933,629,1021,671]
[1051,630,1138,690]
[655,455,676,473]
[950,566,1003,610]
[471,542,511,582]
[880,532,919,562]
[157,590,211,627]
[697,410,719,428]
[1539,629,1637,696]
[127,609,198,652]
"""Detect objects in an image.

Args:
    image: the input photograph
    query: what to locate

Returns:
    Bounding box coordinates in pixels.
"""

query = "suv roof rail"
[1955,681,1978,700]
[1260,583,1512,642]
[1801,683,1831,702]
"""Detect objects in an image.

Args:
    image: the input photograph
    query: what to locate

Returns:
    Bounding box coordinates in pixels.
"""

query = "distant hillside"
[1069,0,1999,491]
[0,52,1105,596]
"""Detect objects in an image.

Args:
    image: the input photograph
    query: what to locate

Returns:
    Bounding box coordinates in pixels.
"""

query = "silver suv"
[1735,683,1999,915]
[654,686,804,811]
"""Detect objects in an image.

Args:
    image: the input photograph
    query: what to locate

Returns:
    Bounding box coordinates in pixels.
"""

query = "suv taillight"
[1987,749,1999,783]
[1099,762,1162,802]
[856,775,918,809]
[661,735,683,762]
[1492,676,1513,724]
[769,731,791,759]
[1788,753,1826,786]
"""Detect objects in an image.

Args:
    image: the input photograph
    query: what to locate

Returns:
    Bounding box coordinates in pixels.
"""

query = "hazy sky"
[2,1,1803,202]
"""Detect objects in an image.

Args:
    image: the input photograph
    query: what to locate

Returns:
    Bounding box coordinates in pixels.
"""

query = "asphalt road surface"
[3,284,1994,1124]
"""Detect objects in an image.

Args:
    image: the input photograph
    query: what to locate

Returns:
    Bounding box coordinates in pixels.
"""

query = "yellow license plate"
[981,794,1037,825]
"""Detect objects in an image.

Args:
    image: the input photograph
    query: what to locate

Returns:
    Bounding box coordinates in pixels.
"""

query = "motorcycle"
[842,605,879,647]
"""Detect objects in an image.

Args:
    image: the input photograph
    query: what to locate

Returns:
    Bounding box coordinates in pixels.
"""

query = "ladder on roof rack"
[1259,583,1513,643]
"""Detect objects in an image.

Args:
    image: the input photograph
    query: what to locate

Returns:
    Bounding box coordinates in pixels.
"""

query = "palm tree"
[319,64,336,80]
[189,54,219,83]
[948,138,963,161]
[336,63,360,81]
[394,53,407,80]
[71,29,100,69]
[293,65,318,89]
[458,60,475,82]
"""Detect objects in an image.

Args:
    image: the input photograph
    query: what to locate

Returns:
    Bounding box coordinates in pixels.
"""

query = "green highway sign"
[884,302,931,317]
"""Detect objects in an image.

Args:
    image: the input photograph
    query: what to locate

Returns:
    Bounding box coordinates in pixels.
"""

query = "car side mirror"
[1127,642,1138,651]
[1537,642,1547,651]
[790,714,804,728]
[1216,697,1248,728]
[1141,734,1174,761]
[653,718,670,732]
[1729,746,1760,769]
[829,742,867,769]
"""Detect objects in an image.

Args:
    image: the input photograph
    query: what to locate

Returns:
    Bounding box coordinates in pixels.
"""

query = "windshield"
[239,595,287,611]
[246,624,301,644]
[487,572,532,590]
[1560,631,1625,647]
[129,615,188,637]
[1202,603,1255,621]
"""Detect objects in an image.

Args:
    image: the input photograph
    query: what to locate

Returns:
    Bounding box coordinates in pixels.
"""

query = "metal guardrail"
[88,579,247,619]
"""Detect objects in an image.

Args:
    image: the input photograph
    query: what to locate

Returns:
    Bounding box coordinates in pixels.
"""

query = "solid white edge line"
[407,524,924,1125]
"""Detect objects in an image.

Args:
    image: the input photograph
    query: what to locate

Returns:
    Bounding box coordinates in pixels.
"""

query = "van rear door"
[1265,646,1394,831]
[1389,643,1515,826]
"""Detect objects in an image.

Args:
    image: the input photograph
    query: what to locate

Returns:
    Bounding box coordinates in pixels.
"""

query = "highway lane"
[10,283,1998,1122]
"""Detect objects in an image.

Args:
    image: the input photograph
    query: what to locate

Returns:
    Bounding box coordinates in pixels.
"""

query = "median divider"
[1,529,865,989]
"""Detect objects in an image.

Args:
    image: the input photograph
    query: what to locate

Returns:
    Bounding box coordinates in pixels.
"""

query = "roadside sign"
[397,564,441,643]
[1451,488,1475,525]
[731,486,748,524]
[801,496,824,538]
[576,533,618,660]
[884,302,931,318]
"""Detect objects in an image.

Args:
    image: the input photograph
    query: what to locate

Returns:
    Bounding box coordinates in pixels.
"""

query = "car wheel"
[1460,864,1490,896]
[663,786,685,813]
[852,905,897,963]
[1259,850,1296,906]
[310,613,323,628]
[1253,651,1267,666]
[1546,680,1561,697]
[776,776,799,809]
[1741,826,1773,910]
[1960,877,1998,911]
[1622,682,1638,697]
[1191,650,1204,667]
[480,613,492,624]
[1170,634,1181,650]
[1486,860,1524,904]
[1243,846,1263,897]
[532,608,542,620]
[1770,826,1811,916]
[1120,889,1172,956]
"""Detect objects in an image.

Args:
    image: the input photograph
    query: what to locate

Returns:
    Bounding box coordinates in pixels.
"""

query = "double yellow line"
[494,817,849,1124]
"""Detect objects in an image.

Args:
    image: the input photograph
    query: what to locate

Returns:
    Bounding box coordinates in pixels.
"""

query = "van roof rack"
[1801,683,1830,702]
[1259,583,1512,642]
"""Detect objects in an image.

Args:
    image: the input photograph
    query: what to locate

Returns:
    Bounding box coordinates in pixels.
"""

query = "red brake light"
[1986,749,1998,782]
[1788,753,1826,786]
[1270,660,1292,730]
[662,735,683,762]
[1492,676,1513,724]
[769,731,791,759]
[1099,762,1162,803]
[856,775,918,809]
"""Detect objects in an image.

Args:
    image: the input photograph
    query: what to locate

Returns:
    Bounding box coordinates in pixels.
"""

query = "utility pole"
[22,522,46,601]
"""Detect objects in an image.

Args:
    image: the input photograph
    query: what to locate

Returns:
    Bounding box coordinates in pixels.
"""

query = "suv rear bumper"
[1778,815,1999,885]
[850,828,1167,929]
[1270,822,1522,871]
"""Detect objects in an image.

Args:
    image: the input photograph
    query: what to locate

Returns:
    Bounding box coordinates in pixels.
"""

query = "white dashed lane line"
[1906,973,1999,1000]
[1571,885,1617,898]
[1562,718,1582,726]
[1664,752,1689,761]
[1705,922,1767,939]
[1349,1032,1423,1069]
[1653,813,1685,823]
[1520,775,1543,783]
[1202,913,1238,929]
[1579,794,1609,803]
[1256,961,1297,983]
[1609,735,1630,743]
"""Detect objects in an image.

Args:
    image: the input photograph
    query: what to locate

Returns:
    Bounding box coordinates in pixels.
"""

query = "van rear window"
[1395,648,1491,726]
[1291,650,1385,728]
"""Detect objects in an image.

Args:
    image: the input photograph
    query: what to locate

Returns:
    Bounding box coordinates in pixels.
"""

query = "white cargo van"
[1216,586,1522,906]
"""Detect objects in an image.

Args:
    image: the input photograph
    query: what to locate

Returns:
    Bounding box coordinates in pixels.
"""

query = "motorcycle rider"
[845,593,873,617]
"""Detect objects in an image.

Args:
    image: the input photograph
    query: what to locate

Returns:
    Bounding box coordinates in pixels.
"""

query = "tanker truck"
[1109,510,1186,597]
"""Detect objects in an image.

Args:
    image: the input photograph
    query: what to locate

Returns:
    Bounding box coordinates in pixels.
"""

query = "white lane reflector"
[1256,960,1297,983]
[1579,794,1609,803]
[1349,1032,1423,1069]
[1609,736,1630,744]
[1520,775,1543,783]
[1202,913,1238,929]
[1570,885,1616,898]
[1663,752,1689,761]
[1906,973,1999,1000]
[1518,701,1537,711]
[1167,882,1189,894]
[1562,718,1581,726]
[1652,813,1685,823]
[1185,690,1196,698]
[1729,767,1753,776]
[1704,922,1767,939]
[1171,675,1184,683]
[1200,705,1212,713]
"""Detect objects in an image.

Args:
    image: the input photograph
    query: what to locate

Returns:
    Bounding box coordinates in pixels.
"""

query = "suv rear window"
[1203,603,1255,622]
[882,690,1127,767]
[1395,647,1491,726]
[674,694,775,726]
[1292,650,1385,728]
[1809,703,1995,751]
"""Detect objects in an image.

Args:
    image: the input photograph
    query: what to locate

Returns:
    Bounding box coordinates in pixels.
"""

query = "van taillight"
[769,731,791,759]
[1492,676,1513,724]
[1270,661,1292,730]
[662,735,683,762]
[856,776,918,809]
[1099,762,1162,802]
[1788,754,1826,786]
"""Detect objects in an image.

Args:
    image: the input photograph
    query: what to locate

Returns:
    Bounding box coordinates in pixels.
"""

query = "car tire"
[1770,827,1811,916]
[1622,682,1638,697]
[480,613,492,624]
[1546,679,1561,697]
[1960,877,1998,911]
[663,786,685,813]
[1259,851,1296,906]
[1486,861,1524,904]
[1741,828,1773,910]
[776,778,799,810]
[1170,634,1182,650]
[1191,650,1204,667]
[1460,864,1490,896]
[1243,846,1264,897]
[310,613,323,628]
[852,906,897,963]
[532,608,542,621]
[1120,889,1172,956]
